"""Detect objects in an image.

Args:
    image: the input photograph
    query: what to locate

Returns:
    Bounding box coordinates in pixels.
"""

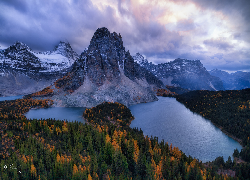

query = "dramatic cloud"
[0,0,249,72]
[203,38,234,51]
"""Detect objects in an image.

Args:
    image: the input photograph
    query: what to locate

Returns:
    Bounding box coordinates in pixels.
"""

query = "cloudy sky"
[0,0,249,72]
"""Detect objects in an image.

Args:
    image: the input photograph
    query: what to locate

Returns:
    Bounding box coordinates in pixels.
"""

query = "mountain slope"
[133,53,224,91]
[37,27,163,107]
[209,69,250,90]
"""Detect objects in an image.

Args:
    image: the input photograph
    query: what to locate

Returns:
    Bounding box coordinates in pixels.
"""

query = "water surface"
[129,97,242,162]
[25,107,85,123]
[0,95,23,101]
[24,96,242,162]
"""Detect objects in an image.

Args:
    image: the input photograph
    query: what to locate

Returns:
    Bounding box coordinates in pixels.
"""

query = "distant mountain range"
[133,53,224,91]
[209,69,250,90]
[0,27,249,105]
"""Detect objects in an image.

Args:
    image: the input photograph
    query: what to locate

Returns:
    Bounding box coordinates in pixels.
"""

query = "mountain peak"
[11,41,31,51]
[133,53,148,65]
[93,27,111,39]
[54,41,71,51]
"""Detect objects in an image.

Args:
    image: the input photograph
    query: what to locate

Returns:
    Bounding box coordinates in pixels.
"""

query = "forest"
[0,93,250,179]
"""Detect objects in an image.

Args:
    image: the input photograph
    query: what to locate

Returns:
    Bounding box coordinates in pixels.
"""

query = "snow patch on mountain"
[0,41,79,73]
[209,81,217,91]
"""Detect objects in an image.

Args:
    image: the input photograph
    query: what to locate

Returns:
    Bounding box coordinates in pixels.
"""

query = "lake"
[129,97,242,162]
[25,96,242,162]
[26,107,86,123]
[0,95,23,101]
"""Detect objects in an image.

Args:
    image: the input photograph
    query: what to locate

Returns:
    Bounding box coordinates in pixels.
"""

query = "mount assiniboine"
[34,27,164,107]
[0,41,78,96]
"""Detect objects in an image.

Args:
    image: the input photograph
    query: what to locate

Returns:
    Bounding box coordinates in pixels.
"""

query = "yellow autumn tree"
[30,164,37,177]
[88,174,93,180]
[133,140,139,163]
[73,164,78,175]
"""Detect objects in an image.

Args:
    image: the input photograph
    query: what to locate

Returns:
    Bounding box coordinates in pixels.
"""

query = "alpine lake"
[1,96,242,162]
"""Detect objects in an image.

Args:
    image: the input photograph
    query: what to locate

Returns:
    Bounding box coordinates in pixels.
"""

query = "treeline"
[1,100,237,179]
[25,86,54,98]
[156,89,177,97]
[176,89,250,163]
[166,85,190,95]
[0,98,53,121]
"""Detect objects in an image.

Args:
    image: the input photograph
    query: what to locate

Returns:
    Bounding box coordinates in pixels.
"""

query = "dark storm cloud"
[1,0,29,13]
[0,0,118,53]
[203,39,234,51]
[0,0,249,72]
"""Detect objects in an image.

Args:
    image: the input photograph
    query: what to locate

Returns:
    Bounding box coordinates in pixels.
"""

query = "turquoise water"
[25,96,242,162]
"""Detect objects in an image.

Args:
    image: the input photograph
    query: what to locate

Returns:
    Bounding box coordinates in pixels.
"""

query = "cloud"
[0,0,119,52]
[0,0,249,72]
[203,38,234,51]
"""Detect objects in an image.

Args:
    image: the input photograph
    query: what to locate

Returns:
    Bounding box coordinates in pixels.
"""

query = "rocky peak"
[12,41,31,51]
[88,27,124,56]
[47,27,163,107]
[7,41,32,54]
[133,53,148,65]
[53,41,79,61]
[75,27,131,86]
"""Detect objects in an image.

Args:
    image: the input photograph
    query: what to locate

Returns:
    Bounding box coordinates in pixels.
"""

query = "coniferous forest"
[0,90,250,179]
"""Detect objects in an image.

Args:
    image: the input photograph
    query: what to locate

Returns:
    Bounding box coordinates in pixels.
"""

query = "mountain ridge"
[209,69,250,90]
[133,53,225,91]
[0,41,79,96]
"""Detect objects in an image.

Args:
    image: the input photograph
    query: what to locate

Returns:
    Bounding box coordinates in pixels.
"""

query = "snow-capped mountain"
[209,69,250,90]
[0,41,79,96]
[0,41,79,73]
[133,53,224,91]
[33,27,163,107]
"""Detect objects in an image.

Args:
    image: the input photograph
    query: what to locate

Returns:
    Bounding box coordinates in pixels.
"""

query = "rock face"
[133,53,224,91]
[209,69,250,90]
[0,41,79,96]
[47,27,163,107]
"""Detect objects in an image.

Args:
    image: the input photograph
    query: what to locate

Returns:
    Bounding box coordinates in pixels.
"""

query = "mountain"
[0,41,78,73]
[133,53,224,91]
[209,69,250,90]
[35,27,163,107]
[0,41,79,96]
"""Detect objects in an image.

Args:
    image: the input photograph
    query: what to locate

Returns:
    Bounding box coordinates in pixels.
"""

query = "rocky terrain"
[0,41,79,96]
[38,27,163,107]
[209,69,250,90]
[133,53,224,91]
